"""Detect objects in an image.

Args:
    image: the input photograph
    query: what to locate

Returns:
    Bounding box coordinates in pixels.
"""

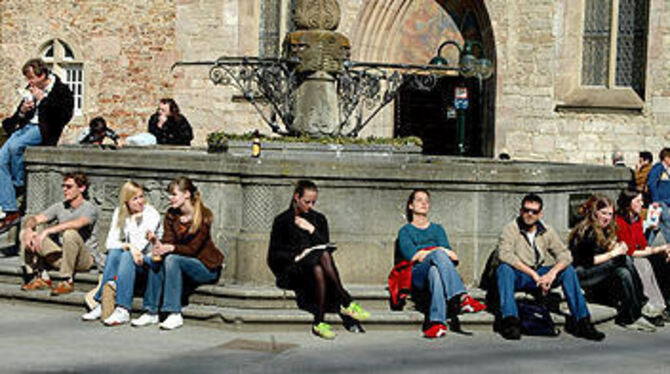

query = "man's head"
[520,193,544,228]
[22,59,50,90]
[639,151,653,166]
[611,150,624,166]
[659,148,670,166]
[86,117,107,144]
[61,172,89,203]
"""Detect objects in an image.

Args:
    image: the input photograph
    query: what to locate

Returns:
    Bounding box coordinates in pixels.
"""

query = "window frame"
[555,0,649,110]
[39,39,85,116]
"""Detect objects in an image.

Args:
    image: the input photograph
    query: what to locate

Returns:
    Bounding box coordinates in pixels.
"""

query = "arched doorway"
[394,1,496,157]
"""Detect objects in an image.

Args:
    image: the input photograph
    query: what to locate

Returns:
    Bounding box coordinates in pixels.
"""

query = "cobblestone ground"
[1,300,669,374]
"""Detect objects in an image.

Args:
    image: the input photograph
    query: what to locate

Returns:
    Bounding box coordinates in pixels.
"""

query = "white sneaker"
[159,313,183,330]
[131,313,159,327]
[625,317,657,333]
[642,303,663,318]
[81,304,102,321]
[103,307,130,326]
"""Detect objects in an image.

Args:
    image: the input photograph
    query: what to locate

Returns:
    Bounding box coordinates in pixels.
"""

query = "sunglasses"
[62,183,76,190]
[522,207,541,215]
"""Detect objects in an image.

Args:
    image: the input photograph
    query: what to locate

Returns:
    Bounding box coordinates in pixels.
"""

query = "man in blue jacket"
[647,148,670,243]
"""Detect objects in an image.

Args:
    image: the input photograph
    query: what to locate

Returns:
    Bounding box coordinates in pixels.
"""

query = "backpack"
[517,299,560,336]
[387,260,412,311]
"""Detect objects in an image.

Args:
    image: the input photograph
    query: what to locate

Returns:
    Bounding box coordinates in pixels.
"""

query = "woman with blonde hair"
[569,194,653,331]
[81,181,162,325]
[132,177,223,330]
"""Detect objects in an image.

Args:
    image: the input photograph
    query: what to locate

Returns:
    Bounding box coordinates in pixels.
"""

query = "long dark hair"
[159,98,180,120]
[405,189,430,223]
[616,188,641,223]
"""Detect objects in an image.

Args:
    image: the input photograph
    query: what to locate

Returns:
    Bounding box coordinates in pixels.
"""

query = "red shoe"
[423,323,448,339]
[0,211,21,234]
[461,294,486,313]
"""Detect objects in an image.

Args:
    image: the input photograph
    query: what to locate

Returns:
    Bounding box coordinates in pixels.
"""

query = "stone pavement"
[1,301,668,374]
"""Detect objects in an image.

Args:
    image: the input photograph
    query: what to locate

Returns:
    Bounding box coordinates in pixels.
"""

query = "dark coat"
[267,207,329,280]
[2,75,74,146]
[147,113,193,146]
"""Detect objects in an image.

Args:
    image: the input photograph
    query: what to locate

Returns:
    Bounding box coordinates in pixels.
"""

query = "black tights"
[313,251,352,323]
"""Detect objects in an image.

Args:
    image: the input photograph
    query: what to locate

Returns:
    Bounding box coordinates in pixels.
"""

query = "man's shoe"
[131,313,159,327]
[642,303,663,319]
[461,294,487,314]
[21,277,52,291]
[572,317,606,341]
[81,305,102,321]
[0,211,21,234]
[499,316,521,340]
[340,301,370,321]
[104,307,130,326]
[645,315,665,327]
[312,322,336,340]
[51,280,74,296]
[159,313,184,330]
[423,322,448,339]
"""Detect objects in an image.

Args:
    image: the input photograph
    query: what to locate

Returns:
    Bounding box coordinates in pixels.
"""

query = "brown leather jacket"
[162,207,224,270]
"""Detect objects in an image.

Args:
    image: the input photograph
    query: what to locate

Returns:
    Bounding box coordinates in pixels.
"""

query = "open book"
[294,243,337,263]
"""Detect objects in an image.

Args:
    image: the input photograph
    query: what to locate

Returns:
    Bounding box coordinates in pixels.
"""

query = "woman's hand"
[146,230,156,243]
[294,216,315,234]
[411,250,431,263]
[131,248,143,266]
[441,248,459,263]
[611,242,628,257]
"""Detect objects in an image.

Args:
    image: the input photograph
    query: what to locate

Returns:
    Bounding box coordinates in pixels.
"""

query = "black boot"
[499,316,521,340]
[570,317,605,341]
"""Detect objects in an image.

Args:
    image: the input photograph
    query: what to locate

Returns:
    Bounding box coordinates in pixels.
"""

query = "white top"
[524,230,536,248]
[105,204,162,255]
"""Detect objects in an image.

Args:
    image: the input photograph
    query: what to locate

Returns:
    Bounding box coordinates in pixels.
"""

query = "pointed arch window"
[39,39,84,116]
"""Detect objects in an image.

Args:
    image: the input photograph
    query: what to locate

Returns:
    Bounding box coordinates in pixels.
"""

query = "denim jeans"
[496,263,590,320]
[0,124,42,211]
[94,249,160,311]
[653,202,670,244]
[576,255,645,325]
[149,254,220,313]
[411,250,467,323]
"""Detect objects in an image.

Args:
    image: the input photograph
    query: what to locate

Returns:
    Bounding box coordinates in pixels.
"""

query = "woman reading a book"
[268,180,370,339]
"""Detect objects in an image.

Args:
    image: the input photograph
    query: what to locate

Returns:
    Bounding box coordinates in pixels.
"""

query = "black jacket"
[147,113,193,146]
[2,75,74,146]
[267,207,329,278]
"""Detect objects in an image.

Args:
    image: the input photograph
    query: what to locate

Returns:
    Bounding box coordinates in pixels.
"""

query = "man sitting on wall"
[20,172,100,295]
[491,193,605,341]
[0,58,74,233]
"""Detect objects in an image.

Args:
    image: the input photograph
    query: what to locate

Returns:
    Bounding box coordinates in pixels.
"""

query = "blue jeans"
[496,263,589,320]
[0,124,42,211]
[652,202,670,244]
[411,250,467,323]
[94,249,161,311]
[148,254,220,313]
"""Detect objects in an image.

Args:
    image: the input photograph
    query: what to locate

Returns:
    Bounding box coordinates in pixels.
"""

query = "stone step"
[0,281,617,330]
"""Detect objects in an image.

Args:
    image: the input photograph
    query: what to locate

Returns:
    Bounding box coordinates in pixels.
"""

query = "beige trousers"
[21,229,94,279]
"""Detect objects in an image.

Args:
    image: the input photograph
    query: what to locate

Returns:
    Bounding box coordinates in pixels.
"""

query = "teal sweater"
[397,222,451,261]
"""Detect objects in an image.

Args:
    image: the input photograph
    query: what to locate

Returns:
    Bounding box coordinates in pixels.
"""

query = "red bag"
[388,260,413,311]
[387,246,438,310]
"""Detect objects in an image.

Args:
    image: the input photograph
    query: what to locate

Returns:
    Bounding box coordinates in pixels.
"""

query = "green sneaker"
[341,301,370,321]
[312,322,336,340]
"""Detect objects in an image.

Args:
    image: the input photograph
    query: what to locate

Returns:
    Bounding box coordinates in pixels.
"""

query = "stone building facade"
[1,0,668,165]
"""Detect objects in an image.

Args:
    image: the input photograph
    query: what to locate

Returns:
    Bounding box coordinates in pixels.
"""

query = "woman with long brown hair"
[569,194,653,331]
[147,98,193,146]
[132,177,223,330]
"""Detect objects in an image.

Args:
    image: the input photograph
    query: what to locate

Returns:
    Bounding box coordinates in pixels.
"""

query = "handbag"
[517,299,560,336]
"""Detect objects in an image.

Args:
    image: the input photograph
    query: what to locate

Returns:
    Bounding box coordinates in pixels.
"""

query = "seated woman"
[81,181,162,325]
[615,188,670,325]
[147,98,193,146]
[569,195,655,332]
[133,177,223,330]
[397,189,485,339]
[268,180,369,340]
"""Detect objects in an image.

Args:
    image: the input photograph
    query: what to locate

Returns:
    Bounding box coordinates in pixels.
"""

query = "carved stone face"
[284,30,350,73]
[293,0,341,31]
